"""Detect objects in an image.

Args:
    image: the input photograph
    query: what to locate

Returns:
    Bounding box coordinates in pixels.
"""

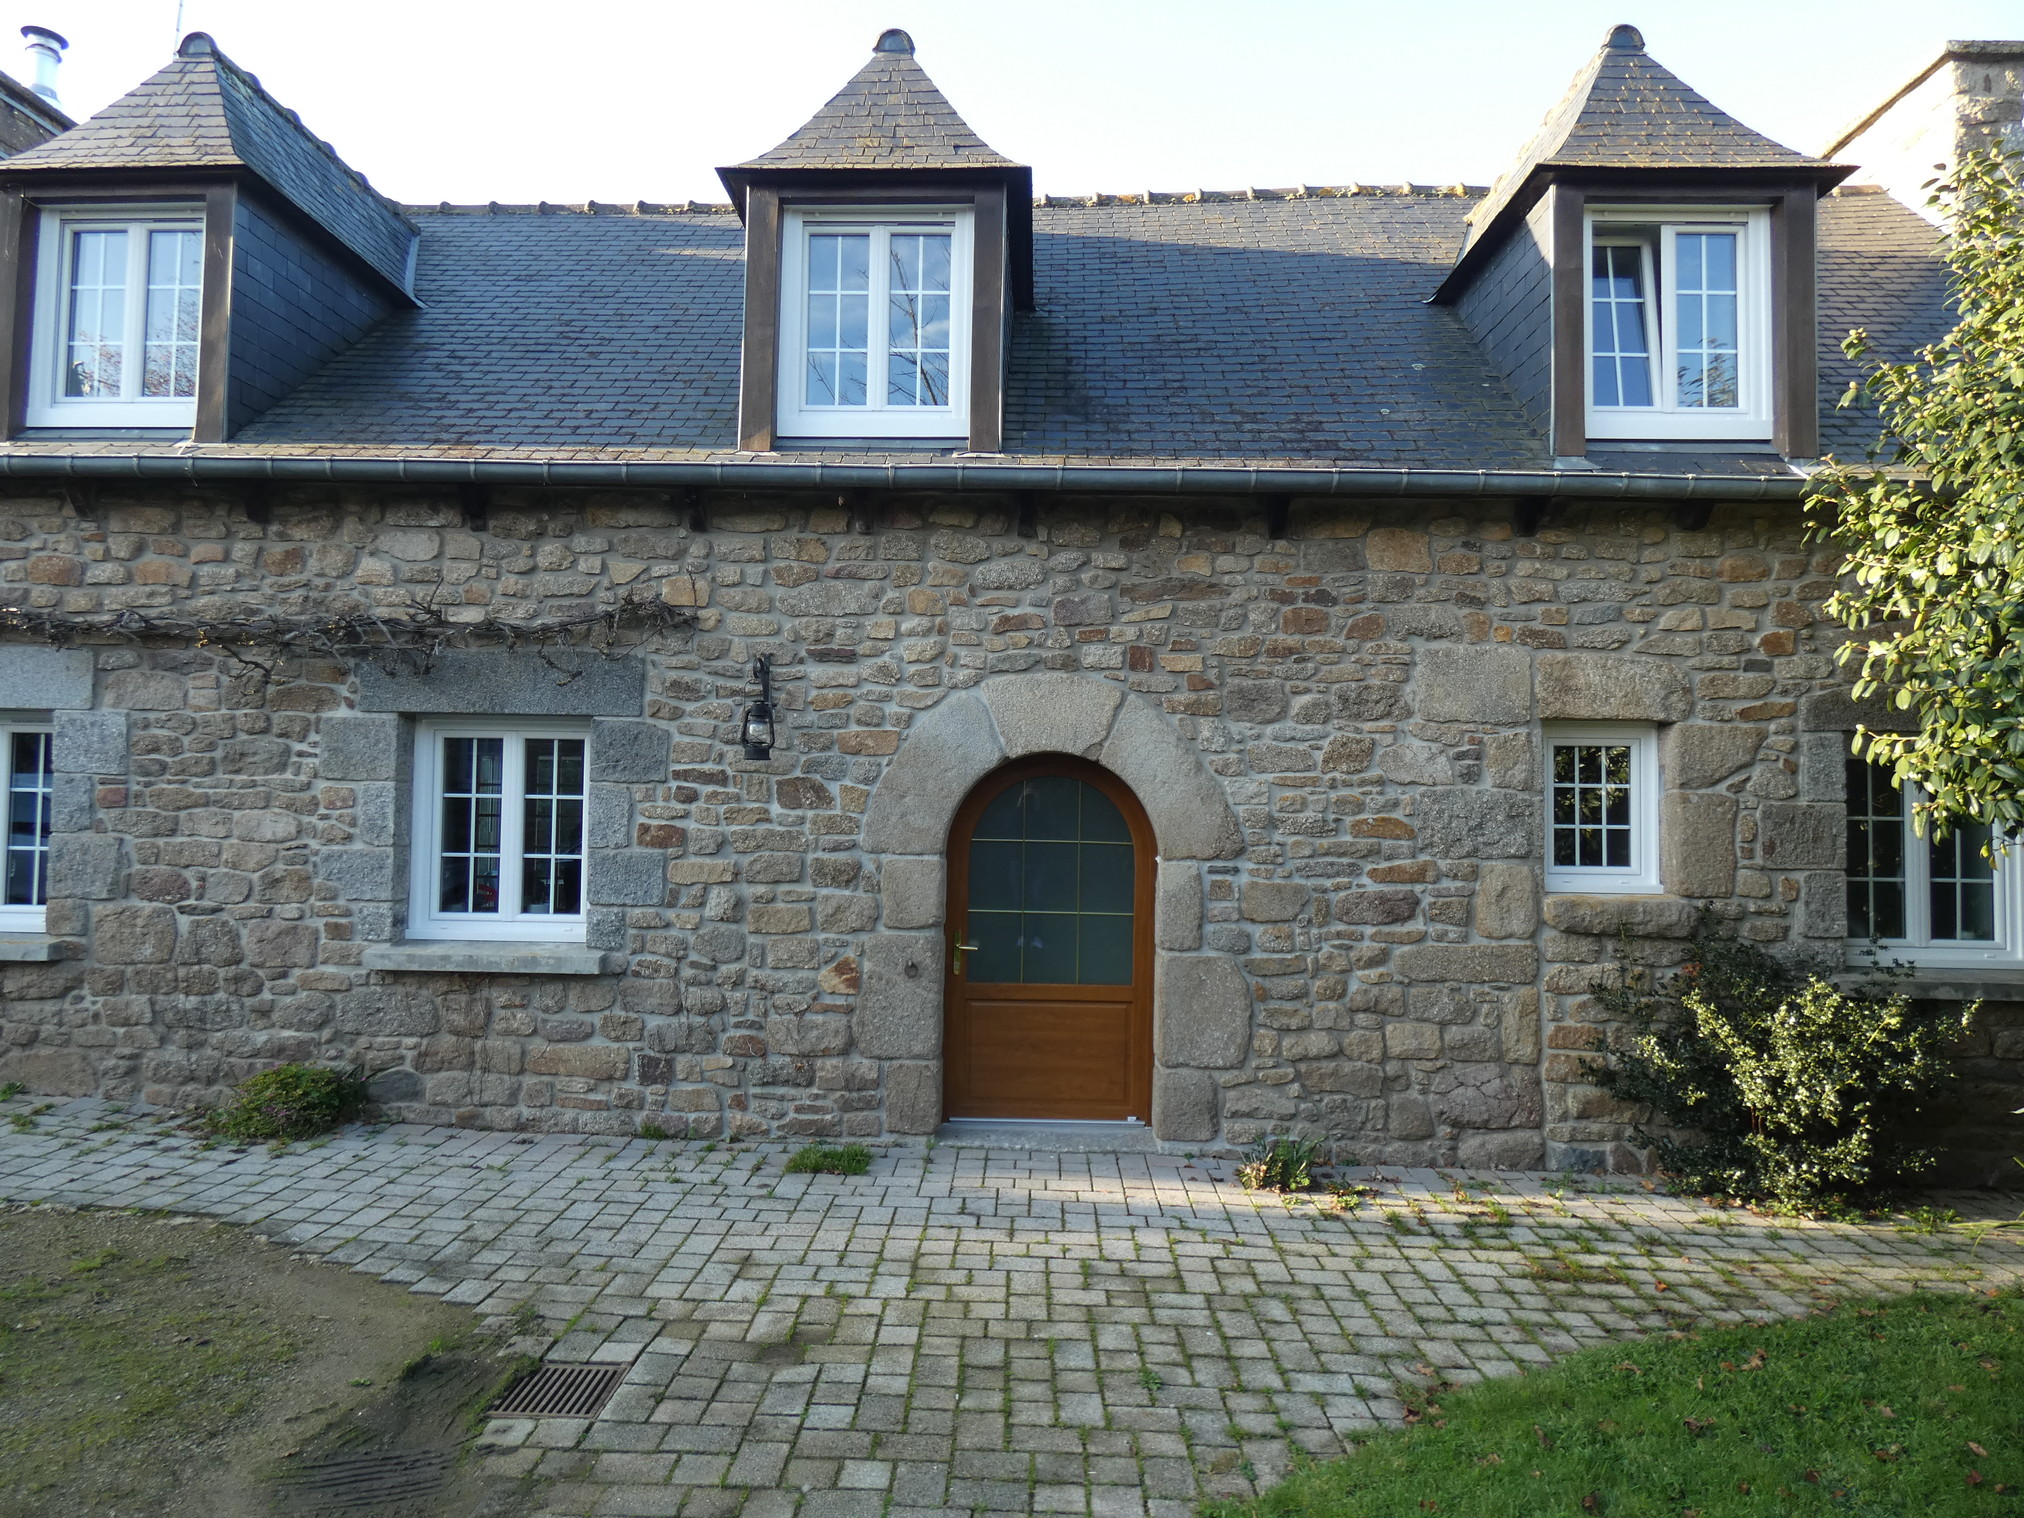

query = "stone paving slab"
[3,1093,2020,1517]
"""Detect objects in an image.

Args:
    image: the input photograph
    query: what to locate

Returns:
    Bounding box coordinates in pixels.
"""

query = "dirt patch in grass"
[0,1206,543,1518]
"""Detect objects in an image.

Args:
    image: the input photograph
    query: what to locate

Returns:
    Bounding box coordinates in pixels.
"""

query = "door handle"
[953,940,980,976]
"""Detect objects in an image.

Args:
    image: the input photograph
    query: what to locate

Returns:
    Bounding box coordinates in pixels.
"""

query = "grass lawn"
[1219,1288,2021,1518]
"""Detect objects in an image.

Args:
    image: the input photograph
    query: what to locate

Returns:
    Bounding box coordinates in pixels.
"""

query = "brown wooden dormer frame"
[1436,162,1849,463]
[721,166,1030,454]
[0,169,414,444]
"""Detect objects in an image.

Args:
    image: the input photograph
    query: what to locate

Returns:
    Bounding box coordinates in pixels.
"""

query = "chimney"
[1824,41,2024,223]
[19,25,64,112]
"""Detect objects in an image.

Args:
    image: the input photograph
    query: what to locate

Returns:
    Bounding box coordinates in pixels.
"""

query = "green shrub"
[202,1063,368,1144]
[1236,1136,1322,1193]
[785,1143,871,1175]
[1596,925,1970,1214]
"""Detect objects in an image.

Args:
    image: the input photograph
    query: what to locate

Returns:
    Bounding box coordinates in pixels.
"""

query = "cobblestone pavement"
[4,1095,2019,1518]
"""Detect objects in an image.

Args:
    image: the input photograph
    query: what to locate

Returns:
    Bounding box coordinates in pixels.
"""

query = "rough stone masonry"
[0,486,2018,1179]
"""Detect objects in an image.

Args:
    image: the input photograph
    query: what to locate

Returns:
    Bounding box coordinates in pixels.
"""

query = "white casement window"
[1543,724,1660,894]
[408,722,589,943]
[1845,758,2023,966]
[27,205,204,428]
[0,723,54,934]
[776,206,972,438]
[1584,208,1772,441]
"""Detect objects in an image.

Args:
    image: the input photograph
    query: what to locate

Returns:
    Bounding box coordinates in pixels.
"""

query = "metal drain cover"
[488,1362,627,1418]
[276,1450,454,1512]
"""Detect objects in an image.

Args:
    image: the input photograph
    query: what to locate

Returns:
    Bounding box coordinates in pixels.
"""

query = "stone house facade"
[0,25,2018,1179]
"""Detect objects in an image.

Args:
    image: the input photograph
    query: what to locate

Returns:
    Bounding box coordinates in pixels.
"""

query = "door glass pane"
[1590,242,1653,407]
[805,232,869,407]
[1078,914,1133,986]
[1020,913,1078,983]
[964,774,1137,984]
[65,228,127,398]
[1845,757,1906,940]
[1674,230,1740,409]
[143,228,201,398]
[5,731,53,907]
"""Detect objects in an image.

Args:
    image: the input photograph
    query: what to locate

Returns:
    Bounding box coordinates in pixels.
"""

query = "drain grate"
[276,1450,453,1513]
[488,1362,627,1418]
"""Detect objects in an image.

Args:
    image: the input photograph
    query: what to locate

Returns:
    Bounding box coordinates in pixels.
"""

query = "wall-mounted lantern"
[740,655,776,760]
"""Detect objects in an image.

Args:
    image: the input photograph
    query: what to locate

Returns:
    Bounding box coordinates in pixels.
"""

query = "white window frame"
[1845,758,2024,968]
[27,202,205,429]
[1543,723,1661,895]
[776,205,973,439]
[1583,206,1773,442]
[0,720,54,934]
[408,719,590,944]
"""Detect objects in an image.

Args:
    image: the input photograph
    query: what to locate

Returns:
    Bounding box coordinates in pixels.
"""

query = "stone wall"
[1,485,2018,1177]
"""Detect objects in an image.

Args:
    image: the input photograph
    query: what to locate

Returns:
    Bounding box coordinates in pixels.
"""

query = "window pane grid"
[968,776,1134,986]
[1673,230,1740,409]
[1930,821,1996,941]
[142,228,202,399]
[886,232,951,407]
[1550,742,1634,869]
[1846,757,2003,949]
[5,730,54,909]
[1589,243,1652,407]
[1845,756,1907,940]
[438,737,504,915]
[804,232,869,407]
[64,227,127,398]
[520,738,585,917]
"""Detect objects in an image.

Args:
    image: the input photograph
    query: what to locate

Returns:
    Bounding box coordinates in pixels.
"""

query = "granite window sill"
[0,935,73,962]
[360,941,620,976]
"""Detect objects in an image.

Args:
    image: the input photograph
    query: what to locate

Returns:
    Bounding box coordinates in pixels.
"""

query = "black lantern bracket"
[741,655,777,761]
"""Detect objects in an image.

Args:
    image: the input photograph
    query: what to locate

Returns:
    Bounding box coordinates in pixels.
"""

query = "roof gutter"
[0,454,1810,501]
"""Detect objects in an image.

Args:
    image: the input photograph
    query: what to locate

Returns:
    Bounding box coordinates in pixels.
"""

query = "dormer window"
[777,207,973,438]
[27,205,203,428]
[1584,208,1771,441]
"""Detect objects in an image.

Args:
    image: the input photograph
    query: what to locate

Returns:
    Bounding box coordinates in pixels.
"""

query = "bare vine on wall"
[0,586,695,681]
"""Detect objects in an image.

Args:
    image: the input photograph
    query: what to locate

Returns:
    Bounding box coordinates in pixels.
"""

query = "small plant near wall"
[1237,1136,1323,1193]
[201,1063,368,1143]
[785,1143,872,1176]
[1594,925,1972,1216]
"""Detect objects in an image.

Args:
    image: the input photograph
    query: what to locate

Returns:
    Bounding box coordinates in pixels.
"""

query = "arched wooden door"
[942,757,1154,1121]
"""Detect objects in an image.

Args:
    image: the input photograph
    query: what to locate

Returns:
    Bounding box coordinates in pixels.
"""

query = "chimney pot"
[19,25,64,110]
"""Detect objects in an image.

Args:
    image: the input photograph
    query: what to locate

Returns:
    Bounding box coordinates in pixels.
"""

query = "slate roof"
[1460,24,1832,260]
[1,32,416,293]
[181,186,1933,472]
[731,29,1017,172]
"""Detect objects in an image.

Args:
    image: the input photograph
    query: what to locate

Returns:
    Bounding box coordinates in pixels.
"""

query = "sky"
[5,0,2020,206]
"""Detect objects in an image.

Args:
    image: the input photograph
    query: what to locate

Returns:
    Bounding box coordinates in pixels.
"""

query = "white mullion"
[868,225,890,414]
[121,223,148,403]
[499,733,526,921]
[1902,793,1932,946]
[1658,225,1681,414]
[416,729,443,925]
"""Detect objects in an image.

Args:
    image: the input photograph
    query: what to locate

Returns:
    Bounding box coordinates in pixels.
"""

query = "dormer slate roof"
[732,30,1016,171]
[1455,24,1842,268]
[2,32,416,294]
